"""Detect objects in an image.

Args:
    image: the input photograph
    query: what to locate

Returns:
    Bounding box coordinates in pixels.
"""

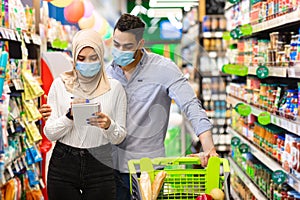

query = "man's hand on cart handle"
[188,147,218,167]
[188,130,218,167]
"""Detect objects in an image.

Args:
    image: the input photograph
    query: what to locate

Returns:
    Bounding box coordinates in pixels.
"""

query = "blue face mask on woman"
[111,47,136,67]
[75,61,101,77]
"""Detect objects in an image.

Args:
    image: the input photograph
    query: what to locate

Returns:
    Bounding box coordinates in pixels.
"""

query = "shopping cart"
[128,156,230,200]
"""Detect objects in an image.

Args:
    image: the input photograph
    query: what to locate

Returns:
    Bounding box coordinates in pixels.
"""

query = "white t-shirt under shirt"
[44,77,127,148]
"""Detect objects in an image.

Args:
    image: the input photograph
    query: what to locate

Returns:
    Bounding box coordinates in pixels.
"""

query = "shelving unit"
[227,95,300,136]
[224,0,300,198]
[202,31,224,38]
[228,127,300,192]
[248,66,287,77]
[252,9,300,33]
[229,157,268,200]
[230,187,241,200]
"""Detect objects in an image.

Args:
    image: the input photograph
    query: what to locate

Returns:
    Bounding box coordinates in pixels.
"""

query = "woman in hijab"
[44,29,127,200]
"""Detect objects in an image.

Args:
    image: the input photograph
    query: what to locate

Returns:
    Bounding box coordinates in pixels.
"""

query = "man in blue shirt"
[108,13,217,200]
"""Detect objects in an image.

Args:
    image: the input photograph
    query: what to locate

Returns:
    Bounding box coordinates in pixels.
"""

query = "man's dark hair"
[114,13,145,42]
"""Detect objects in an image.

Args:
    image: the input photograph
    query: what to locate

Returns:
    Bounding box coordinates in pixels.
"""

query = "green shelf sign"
[234,103,252,117]
[238,143,249,153]
[230,27,243,39]
[256,66,269,79]
[231,136,241,146]
[222,64,248,76]
[258,112,271,125]
[272,170,286,184]
[222,31,231,41]
[240,24,253,36]
[228,0,241,3]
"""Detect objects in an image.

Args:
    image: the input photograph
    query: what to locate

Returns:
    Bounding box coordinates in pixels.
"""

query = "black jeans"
[47,142,116,200]
[114,170,141,200]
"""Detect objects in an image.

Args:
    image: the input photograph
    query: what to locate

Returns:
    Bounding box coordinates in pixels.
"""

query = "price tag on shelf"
[7,29,16,41]
[18,158,24,170]
[23,33,30,44]
[290,122,297,134]
[272,170,286,185]
[31,34,41,45]
[271,115,277,124]
[288,67,296,77]
[235,103,251,117]
[13,160,20,172]
[238,143,249,153]
[231,136,241,146]
[256,66,269,79]
[258,112,271,125]
[14,31,22,42]
[222,31,231,40]
[0,28,8,39]
[6,165,14,178]
[298,125,300,134]
[281,118,288,130]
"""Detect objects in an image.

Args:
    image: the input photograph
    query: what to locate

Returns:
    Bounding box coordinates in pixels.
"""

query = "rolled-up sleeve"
[167,65,212,136]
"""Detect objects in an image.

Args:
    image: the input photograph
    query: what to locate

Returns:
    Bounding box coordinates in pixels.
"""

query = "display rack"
[248,66,287,77]
[230,186,241,200]
[252,9,300,33]
[227,95,300,136]
[228,127,300,192]
[229,157,268,200]
[224,0,300,198]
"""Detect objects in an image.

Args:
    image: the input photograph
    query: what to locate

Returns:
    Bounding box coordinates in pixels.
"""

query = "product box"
[282,134,300,173]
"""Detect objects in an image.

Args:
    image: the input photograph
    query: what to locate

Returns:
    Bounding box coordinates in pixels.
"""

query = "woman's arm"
[43,79,74,141]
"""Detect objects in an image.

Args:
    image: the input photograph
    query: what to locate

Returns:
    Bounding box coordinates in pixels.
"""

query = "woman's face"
[77,47,99,63]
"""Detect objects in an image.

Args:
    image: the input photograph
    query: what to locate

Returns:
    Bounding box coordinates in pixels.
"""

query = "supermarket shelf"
[252,9,300,33]
[288,66,300,78]
[228,157,268,200]
[227,95,300,136]
[202,31,224,38]
[215,144,231,152]
[200,51,226,58]
[248,66,287,77]
[200,71,229,77]
[0,27,41,45]
[230,187,241,200]
[228,127,282,171]
[228,127,300,192]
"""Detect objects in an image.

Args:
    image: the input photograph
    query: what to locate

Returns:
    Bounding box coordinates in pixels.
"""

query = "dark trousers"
[114,170,141,200]
[47,142,116,200]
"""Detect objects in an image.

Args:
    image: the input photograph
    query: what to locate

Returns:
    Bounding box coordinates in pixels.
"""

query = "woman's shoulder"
[108,78,122,86]
[108,78,125,91]
[52,77,64,86]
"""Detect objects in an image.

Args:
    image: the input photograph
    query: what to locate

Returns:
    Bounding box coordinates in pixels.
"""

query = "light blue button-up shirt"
[106,49,212,172]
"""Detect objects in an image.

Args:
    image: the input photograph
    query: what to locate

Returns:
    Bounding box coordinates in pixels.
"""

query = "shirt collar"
[111,48,148,69]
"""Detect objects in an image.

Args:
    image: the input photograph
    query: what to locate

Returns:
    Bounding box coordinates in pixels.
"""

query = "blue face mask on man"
[75,61,101,77]
[111,47,137,67]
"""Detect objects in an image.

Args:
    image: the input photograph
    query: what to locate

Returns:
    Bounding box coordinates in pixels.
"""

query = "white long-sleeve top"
[44,77,127,148]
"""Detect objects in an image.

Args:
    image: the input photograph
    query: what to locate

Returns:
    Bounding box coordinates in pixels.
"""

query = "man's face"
[113,29,139,51]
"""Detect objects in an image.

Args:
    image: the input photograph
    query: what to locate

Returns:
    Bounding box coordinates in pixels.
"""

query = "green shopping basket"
[128,156,230,200]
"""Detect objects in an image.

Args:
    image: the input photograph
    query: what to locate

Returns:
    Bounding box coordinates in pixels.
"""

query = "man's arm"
[198,130,218,166]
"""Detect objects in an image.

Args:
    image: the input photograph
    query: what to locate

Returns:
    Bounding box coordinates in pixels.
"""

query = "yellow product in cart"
[128,157,230,200]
